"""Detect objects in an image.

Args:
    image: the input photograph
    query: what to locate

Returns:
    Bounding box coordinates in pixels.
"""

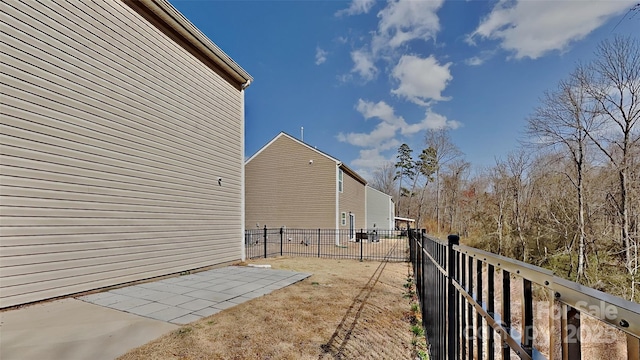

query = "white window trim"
[338,169,343,193]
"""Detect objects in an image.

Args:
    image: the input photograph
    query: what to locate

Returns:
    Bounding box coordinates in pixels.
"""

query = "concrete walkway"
[0,266,311,360]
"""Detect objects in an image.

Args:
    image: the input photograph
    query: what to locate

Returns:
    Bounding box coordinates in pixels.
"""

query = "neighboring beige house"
[366,186,395,231]
[0,0,252,308]
[245,132,367,241]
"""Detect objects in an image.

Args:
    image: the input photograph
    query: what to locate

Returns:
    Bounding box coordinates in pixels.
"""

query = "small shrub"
[174,327,192,337]
[411,325,424,337]
[417,348,429,359]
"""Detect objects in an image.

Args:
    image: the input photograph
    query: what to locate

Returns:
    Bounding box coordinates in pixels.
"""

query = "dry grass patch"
[118,257,417,360]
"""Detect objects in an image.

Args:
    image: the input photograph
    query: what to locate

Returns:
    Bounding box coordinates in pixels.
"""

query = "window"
[338,169,343,193]
[341,212,346,226]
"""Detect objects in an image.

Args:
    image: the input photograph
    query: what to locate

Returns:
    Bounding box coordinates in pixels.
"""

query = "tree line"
[369,36,639,300]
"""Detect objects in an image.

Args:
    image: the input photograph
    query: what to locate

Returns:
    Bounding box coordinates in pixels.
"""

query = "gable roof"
[366,186,393,199]
[246,132,367,185]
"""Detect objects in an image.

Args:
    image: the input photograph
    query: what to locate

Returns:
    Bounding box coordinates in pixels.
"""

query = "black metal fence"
[410,230,640,360]
[245,227,409,262]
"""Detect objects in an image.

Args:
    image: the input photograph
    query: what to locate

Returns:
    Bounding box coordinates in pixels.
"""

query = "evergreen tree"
[395,144,415,218]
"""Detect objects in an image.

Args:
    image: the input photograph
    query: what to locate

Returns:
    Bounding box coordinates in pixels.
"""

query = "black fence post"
[280,227,284,256]
[318,229,321,258]
[487,264,495,359]
[447,234,460,360]
[523,279,534,357]
[502,270,511,359]
[360,229,364,261]
[562,305,581,359]
[476,258,484,360]
[263,225,267,259]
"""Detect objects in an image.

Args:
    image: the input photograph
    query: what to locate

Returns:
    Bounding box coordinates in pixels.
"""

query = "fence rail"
[245,227,408,262]
[409,230,640,360]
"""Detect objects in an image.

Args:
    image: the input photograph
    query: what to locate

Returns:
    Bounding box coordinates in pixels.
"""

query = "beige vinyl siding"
[366,186,393,230]
[0,0,245,308]
[338,170,366,230]
[245,135,336,229]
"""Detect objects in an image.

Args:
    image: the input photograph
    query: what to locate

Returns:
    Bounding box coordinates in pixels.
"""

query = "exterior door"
[349,213,355,240]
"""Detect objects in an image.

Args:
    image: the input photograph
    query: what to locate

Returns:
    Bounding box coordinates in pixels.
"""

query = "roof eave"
[246,132,368,186]
[138,0,253,87]
[339,163,367,186]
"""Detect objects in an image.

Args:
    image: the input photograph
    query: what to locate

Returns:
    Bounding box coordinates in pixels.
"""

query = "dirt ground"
[117,257,417,360]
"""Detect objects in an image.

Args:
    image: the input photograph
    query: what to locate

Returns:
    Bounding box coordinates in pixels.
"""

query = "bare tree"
[415,147,437,226]
[578,36,639,283]
[526,75,598,281]
[370,161,397,197]
[505,149,534,262]
[441,159,470,233]
[489,160,510,255]
[426,129,463,233]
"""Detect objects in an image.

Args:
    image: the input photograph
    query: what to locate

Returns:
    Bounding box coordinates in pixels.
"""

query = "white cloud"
[350,49,378,81]
[337,122,400,148]
[335,0,376,17]
[372,0,444,55]
[469,0,635,59]
[336,36,349,44]
[334,0,463,176]
[343,0,445,85]
[338,99,461,176]
[403,109,461,134]
[464,49,497,66]
[337,100,404,147]
[391,55,452,105]
[351,148,393,173]
[356,99,405,127]
[338,99,459,147]
[315,46,328,65]
[465,57,484,66]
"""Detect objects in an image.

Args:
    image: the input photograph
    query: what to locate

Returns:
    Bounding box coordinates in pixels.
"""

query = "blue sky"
[171,0,638,179]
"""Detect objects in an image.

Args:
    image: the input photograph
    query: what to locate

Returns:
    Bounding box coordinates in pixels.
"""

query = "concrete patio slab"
[87,267,308,323]
[0,266,311,360]
[77,266,310,325]
[0,298,178,360]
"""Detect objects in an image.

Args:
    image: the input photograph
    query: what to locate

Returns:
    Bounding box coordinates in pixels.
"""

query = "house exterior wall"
[366,187,394,230]
[338,169,367,231]
[245,134,336,229]
[0,0,249,308]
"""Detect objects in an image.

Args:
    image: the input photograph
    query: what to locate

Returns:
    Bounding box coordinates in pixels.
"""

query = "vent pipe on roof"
[301,127,304,142]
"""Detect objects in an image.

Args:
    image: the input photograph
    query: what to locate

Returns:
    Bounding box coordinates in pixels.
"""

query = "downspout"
[239,80,251,261]
[240,88,246,261]
[336,163,340,246]
[364,187,368,230]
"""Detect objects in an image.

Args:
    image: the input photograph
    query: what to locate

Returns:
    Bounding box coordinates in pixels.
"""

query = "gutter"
[137,0,253,88]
